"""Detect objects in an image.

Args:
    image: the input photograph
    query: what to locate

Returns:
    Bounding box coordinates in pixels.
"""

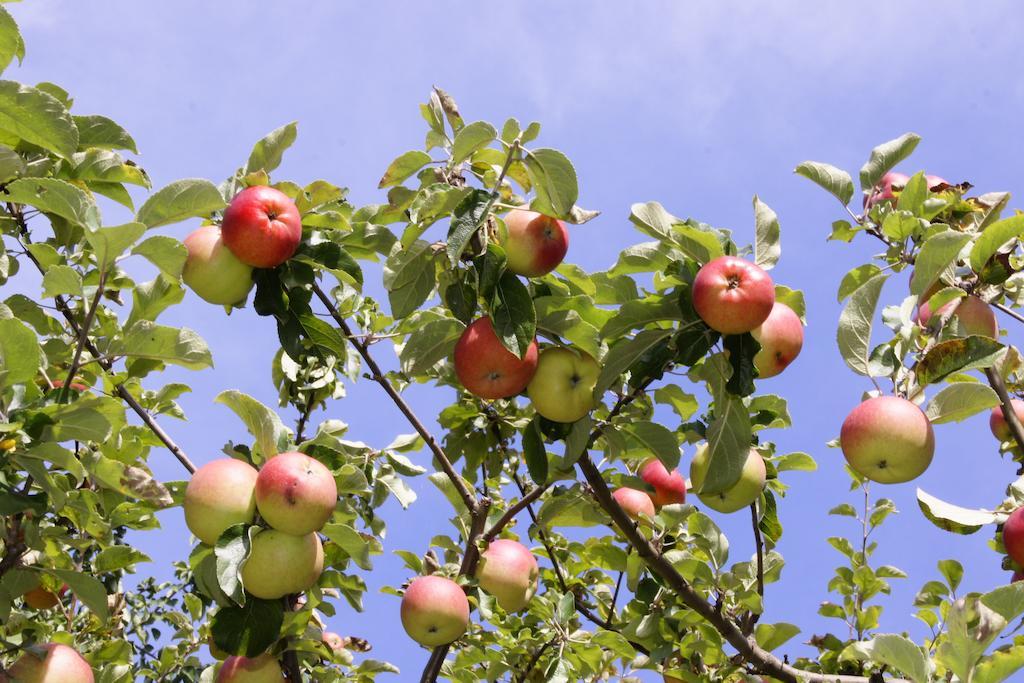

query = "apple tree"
[3,5,1024,683]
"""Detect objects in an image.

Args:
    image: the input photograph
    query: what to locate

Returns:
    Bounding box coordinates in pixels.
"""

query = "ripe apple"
[322,631,345,654]
[453,317,538,399]
[182,225,254,306]
[183,459,259,546]
[7,643,94,682]
[500,209,569,278]
[692,256,775,335]
[689,445,766,513]
[751,302,803,378]
[990,399,1024,442]
[400,575,470,647]
[918,295,998,338]
[217,653,283,682]
[221,186,302,269]
[240,529,324,600]
[865,171,910,209]
[639,459,686,507]
[840,396,934,484]
[612,487,656,521]
[1004,508,1024,567]
[1013,570,1024,583]
[255,452,338,536]
[526,347,600,423]
[23,583,67,610]
[475,539,539,612]
[49,378,91,393]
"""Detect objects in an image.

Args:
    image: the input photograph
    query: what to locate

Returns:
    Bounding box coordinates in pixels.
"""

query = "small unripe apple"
[23,583,67,610]
[221,186,302,269]
[692,256,775,335]
[453,317,538,399]
[255,452,338,536]
[1004,508,1024,567]
[7,643,94,682]
[865,171,910,209]
[526,347,600,423]
[182,225,254,306]
[400,575,470,647]
[217,653,283,682]
[990,399,1024,442]
[751,302,803,379]
[690,445,766,513]
[183,459,259,545]
[240,529,324,600]
[840,396,934,484]
[612,487,656,521]
[501,209,569,278]
[475,539,539,612]
[639,459,686,507]
[918,295,998,338]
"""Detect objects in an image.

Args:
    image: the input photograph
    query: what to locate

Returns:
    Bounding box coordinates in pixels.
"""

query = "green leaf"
[113,321,213,370]
[859,133,921,191]
[593,329,674,400]
[214,390,290,464]
[132,235,187,278]
[599,295,682,340]
[84,222,147,269]
[701,397,752,495]
[897,172,929,215]
[0,318,40,388]
[881,212,920,241]
[93,546,150,573]
[522,417,548,485]
[490,271,536,359]
[829,503,857,517]
[41,265,82,298]
[378,150,432,188]
[937,598,1004,683]
[794,160,854,205]
[937,559,964,593]
[970,215,1024,274]
[451,121,496,164]
[981,583,1024,622]
[211,598,284,658]
[924,383,1000,424]
[23,442,85,481]
[136,178,226,229]
[915,336,1004,386]
[446,188,490,267]
[65,149,149,187]
[524,148,578,218]
[917,488,996,534]
[910,230,971,296]
[622,422,679,469]
[294,242,363,290]
[322,523,377,571]
[0,142,23,182]
[862,633,931,683]
[297,312,347,360]
[383,240,436,319]
[4,177,100,230]
[127,275,184,326]
[974,644,1024,683]
[0,81,78,158]
[245,121,297,174]
[775,451,816,472]
[837,264,882,302]
[754,622,800,651]
[654,384,698,420]
[73,114,138,153]
[52,569,109,623]
[398,317,464,376]
[0,6,24,75]
[753,196,780,270]
[837,273,887,376]
[723,332,760,397]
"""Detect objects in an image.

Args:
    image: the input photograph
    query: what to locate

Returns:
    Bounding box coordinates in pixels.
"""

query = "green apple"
[400,575,470,647]
[183,459,259,545]
[475,539,539,612]
[526,347,600,423]
[840,395,934,484]
[240,529,324,599]
[182,225,254,306]
[690,445,766,513]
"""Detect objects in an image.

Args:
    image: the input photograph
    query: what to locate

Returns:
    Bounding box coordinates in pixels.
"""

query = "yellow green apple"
[526,347,599,423]
[475,539,539,612]
[183,459,259,545]
[400,575,470,647]
[690,445,766,513]
[240,529,324,599]
[182,225,254,306]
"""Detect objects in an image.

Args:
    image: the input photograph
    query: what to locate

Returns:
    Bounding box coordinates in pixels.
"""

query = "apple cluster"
[182,186,303,307]
[182,452,338,680]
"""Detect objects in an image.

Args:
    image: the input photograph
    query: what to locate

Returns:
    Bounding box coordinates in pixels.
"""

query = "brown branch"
[280,595,303,681]
[514,639,555,683]
[60,267,108,404]
[742,502,765,635]
[576,452,909,683]
[994,301,1024,327]
[482,483,549,542]
[312,282,477,513]
[985,367,1024,456]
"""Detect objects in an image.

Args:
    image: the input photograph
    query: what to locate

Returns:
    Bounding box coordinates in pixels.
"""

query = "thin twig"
[60,268,108,404]
[994,301,1024,326]
[482,483,550,542]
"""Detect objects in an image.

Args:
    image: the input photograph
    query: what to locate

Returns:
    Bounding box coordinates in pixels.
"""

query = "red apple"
[183,225,254,306]
[255,452,337,536]
[501,209,569,278]
[1012,570,1024,583]
[1004,508,1024,567]
[217,653,283,682]
[240,529,323,600]
[639,459,686,507]
[184,459,259,545]
[400,575,470,647]
[221,186,302,268]
[612,487,656,521]
[453,317,538,399]
[840,396,934,484]
[751,302,803,378]
[475,539,539,612]
[918,295,998,338]
[990,399,1024,442]
[865,171,910,209]
[50,378,91,393]
[7,643,94,682]
[692,256,775,335]
[23,583,68,610]
[322,631,345,654]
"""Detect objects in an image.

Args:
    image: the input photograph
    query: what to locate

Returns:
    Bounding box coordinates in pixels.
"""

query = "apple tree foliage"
[1,6,1024,682]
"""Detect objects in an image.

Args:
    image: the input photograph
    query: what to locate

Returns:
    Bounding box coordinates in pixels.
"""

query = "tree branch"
[60,267,108,404]
[985,367,1024,456]
[482,483,549,542]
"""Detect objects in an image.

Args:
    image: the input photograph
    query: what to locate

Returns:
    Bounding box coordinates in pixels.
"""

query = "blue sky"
[10,1,1024,678]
